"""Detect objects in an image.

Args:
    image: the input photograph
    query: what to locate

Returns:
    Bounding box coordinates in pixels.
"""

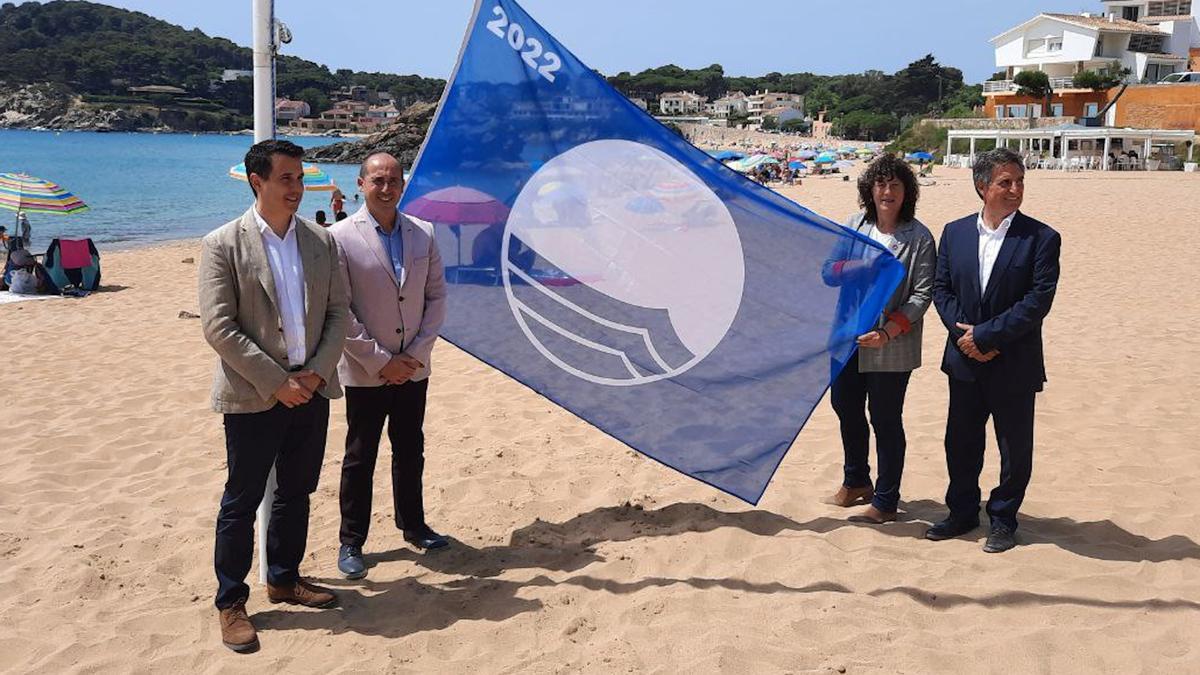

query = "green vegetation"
[1073,61,1130,92]
[0,0,445,117]
[608,56,983,140]
[1013,70,1051,118]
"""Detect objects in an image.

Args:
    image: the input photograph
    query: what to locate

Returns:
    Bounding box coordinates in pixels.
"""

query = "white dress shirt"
[976,210,1016,293]
[254,209,307,367]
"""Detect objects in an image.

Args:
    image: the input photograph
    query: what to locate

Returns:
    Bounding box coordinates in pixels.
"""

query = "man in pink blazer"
[329,153,448,579]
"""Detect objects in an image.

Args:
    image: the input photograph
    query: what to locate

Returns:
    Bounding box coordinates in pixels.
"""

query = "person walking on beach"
[17,211,31,249]
[822,154,936,524]
[198,139,350,652]
[926,148,1061,553]
[329,153,448,580]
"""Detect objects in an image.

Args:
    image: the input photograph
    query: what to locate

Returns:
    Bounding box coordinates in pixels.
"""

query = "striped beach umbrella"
[0,172,89,216]
[228,162,338,192]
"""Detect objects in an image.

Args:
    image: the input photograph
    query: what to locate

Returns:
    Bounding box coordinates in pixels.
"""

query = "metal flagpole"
[252,0,276,585]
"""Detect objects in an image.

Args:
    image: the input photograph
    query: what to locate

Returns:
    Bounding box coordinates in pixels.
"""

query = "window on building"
[1128,34,1167,53]
[995,107,1005,119]
[1148,1,1191,17]
[1007,104,1028,118]
[1047,39,1063,52]
[1084,102,1099,117]
[1146,63,1180,82]
[1123,6,1141,20]
[1051,103,1064,117]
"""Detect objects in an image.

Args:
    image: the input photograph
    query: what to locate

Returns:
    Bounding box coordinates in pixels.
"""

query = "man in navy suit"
[926,148,1061,553]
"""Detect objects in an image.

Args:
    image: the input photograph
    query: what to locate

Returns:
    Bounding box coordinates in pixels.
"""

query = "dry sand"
[1,168,1198,673]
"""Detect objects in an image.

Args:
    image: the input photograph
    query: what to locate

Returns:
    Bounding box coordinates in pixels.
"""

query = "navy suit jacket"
[932,211,1061,392]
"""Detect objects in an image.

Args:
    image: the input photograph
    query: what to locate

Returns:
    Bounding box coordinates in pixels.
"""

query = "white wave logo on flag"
[503,139,745,386]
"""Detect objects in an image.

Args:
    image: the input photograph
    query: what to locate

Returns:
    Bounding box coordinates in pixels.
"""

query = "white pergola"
[946,125,1196,171]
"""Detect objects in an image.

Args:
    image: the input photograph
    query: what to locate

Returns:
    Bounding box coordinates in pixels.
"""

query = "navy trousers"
[830,351,912,512]
[214,397,329,609]
[944,376,1037,530]
[339,379,430,547]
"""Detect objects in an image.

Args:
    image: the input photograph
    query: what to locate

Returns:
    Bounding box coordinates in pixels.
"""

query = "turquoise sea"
[0,129,361,248]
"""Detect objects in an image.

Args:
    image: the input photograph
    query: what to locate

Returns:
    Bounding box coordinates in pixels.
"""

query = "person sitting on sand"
[822,154,936,524]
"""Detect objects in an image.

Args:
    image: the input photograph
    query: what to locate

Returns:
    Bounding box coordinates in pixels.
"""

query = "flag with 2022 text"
[400,0,903,504]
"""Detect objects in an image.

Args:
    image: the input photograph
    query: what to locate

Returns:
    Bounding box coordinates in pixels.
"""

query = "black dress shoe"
[403,525,449,550]
[983,523,1017,553]
[924,517,980,541]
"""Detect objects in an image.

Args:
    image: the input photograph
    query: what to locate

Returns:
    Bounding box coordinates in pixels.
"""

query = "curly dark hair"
[857,153,919,224]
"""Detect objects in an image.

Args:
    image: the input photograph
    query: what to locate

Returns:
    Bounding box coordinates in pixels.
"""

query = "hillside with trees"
[0,0,444,129]
[608,56,983,140]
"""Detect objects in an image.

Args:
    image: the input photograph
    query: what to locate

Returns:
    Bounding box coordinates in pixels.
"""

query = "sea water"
[0,129,363,248]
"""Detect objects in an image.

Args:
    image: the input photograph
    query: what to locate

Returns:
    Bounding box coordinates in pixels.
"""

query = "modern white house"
[708,92,749,120]
[658,91,707,115]
[986,1,1200,102]
[746,90,804,127]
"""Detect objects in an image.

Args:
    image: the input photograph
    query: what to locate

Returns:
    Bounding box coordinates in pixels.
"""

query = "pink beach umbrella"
[403,185,510,225]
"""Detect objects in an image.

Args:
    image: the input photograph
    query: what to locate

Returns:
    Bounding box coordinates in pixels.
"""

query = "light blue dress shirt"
[370,210,404,282]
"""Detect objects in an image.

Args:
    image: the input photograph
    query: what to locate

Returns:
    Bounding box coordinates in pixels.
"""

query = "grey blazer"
[329,206,447,387]
[842,212,937,372]
[198,208,351,414]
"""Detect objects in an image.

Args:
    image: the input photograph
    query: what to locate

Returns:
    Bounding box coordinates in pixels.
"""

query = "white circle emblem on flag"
[503,139,745,386]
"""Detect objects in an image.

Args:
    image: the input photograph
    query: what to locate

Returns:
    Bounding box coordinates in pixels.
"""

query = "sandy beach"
[2,167,1198,673]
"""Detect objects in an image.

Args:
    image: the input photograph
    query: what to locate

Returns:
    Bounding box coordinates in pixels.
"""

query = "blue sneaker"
[338,544,366,579]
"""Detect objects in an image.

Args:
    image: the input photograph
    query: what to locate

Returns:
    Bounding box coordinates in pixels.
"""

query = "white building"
[658,91,707,115]
[746,90,804,127]
[221,69,254,83]
[710,91,750,119]
[987,1,1200,97]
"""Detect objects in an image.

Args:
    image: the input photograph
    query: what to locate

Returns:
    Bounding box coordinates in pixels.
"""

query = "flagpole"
[251,0,277,585]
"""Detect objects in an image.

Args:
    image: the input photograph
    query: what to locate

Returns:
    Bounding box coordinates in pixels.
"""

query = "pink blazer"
[329,206,447,387]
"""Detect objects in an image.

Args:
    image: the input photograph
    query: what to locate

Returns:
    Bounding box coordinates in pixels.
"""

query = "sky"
[78,0,1106,83]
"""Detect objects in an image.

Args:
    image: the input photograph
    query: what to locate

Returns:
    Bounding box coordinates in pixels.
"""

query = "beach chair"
[42,237,101,293]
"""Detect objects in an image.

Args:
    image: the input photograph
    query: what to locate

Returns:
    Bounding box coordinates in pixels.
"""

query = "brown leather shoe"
[822,485,874,507]
[266,578,338,608]
[219,601,259,653]
[847,504,898,524]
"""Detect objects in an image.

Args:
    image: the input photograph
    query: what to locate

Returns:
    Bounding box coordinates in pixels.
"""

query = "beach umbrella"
[228,162,338,192]
[815,152,837,164]
[0,172,89,217]
[856,147,875,157]
[795,150,817,160]
[787,160,807,170]
[708,150,745,161]
[403,185,510,225]
[905,151,934,163]
[833,160,855,172]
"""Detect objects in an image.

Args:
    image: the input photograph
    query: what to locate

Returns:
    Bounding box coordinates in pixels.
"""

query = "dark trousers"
[339,379,430,547]
[214,396,329,609]
[829,351,912,512]
[944,376,1037,530]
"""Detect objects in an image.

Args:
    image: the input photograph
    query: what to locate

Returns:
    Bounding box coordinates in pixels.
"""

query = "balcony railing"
[983,76,1084,94]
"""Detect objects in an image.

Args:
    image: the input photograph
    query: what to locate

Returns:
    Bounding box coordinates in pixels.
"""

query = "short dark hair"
[972,148,1024,198]
[335,211,349,221]
[243,139,305,196]
[315,210,327,223]
[857,153,919,224]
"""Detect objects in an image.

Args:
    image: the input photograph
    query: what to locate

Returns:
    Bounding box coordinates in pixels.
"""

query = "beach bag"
[43,238,101,293]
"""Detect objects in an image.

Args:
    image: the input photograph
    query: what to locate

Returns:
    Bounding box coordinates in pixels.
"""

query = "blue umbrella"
[788,160,807,170]
[815,152,837,164]
[906,151,934,162]
[708,150,746,161]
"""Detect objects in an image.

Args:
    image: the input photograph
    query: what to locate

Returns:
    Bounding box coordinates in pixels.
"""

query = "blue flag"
[400,0,904,504]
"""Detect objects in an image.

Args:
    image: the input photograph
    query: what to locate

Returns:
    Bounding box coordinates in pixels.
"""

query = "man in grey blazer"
[199,139,350,652]
[329,153,447,579]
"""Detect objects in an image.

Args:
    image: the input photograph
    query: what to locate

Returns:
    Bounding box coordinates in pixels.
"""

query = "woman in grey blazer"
[823,154,936,524]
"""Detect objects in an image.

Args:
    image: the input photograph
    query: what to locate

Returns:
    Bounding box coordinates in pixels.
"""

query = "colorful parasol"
[0,172,89,216]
